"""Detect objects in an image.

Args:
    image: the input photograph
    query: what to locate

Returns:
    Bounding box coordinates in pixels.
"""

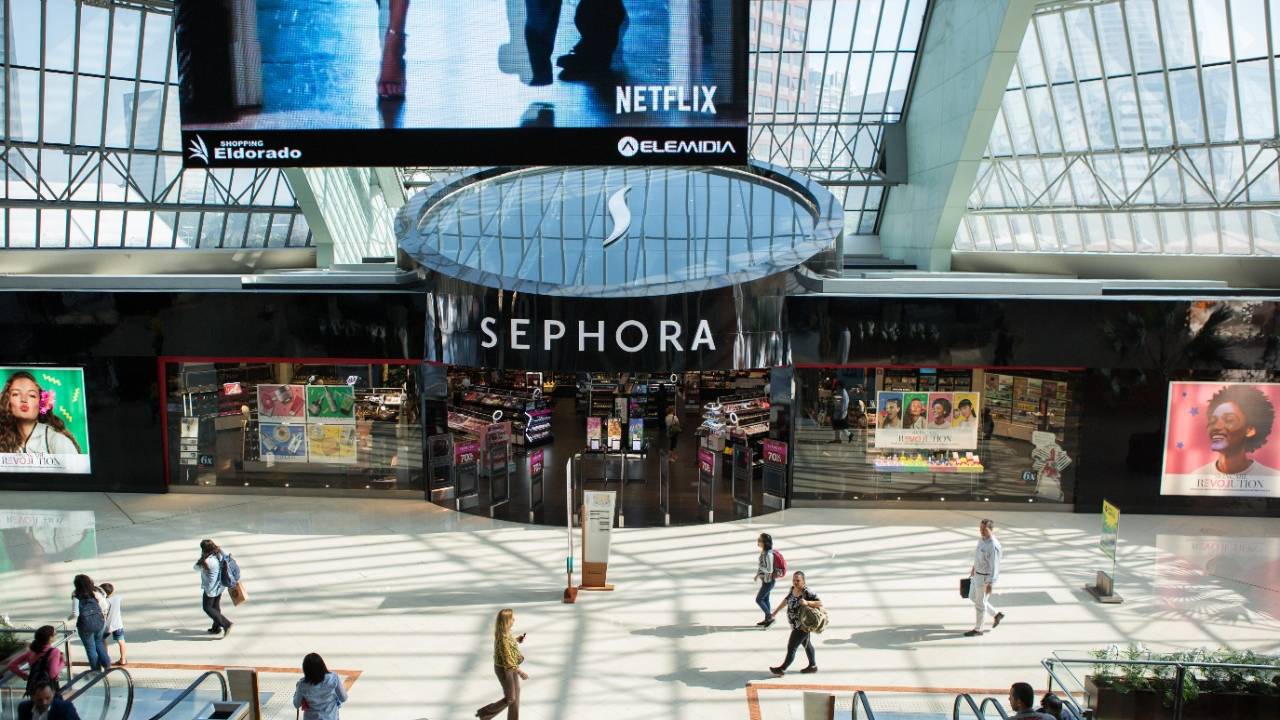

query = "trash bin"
[195,701,250,720]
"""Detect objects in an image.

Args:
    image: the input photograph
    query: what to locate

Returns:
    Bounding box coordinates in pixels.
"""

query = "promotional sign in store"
[762,439,788,466]
[874,391,981,450]
[1100,499,1120,565]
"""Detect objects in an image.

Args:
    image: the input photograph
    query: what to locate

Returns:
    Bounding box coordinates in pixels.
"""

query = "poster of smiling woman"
[0,367,91,474]
[1161,382,1280,497]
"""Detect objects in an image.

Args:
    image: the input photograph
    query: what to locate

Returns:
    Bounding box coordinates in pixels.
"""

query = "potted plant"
[0,616,27,668]
[1084,644,1280,720]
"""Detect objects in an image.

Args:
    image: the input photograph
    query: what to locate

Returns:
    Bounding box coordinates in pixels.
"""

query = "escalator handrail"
[953,692,985,719]
[64,667,134,720]
[979,697,1010,719]
[1040,658,1089,719]
[145,670,228,720]
[59,669,102,697]
[851,690,876,720]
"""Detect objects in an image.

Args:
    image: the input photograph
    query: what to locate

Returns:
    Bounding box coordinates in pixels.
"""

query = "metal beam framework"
[1,0,310,249]
[958,0,1280,255]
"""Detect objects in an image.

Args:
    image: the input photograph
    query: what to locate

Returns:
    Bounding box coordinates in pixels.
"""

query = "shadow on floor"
[654,667,776,691]
[121,628,227,643]
[380,588,561,609]
[991,591,1057,607]
[825,624,966,649]
[633,623,763,638]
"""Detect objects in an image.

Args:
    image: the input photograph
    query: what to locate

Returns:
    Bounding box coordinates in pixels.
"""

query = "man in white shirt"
[964,518,1004,636]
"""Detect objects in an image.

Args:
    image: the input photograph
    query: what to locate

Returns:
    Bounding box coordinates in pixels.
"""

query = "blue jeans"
[756,579,775,620]
[79,628,111,671]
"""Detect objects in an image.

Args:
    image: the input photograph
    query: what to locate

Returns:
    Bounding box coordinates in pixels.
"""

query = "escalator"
[61,668,229,720]
[841,690,1008,719]
[64,668,134,720]
[143,671,229,720]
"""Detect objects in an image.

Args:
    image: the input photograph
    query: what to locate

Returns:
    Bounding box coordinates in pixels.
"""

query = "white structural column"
[878,0,1035,271]
[284,168,407,267]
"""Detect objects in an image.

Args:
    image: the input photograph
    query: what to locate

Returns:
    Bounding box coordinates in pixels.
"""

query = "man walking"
[964,518,1004,637]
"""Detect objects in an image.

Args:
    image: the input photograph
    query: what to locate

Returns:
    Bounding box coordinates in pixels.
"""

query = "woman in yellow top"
[476,608,527,719]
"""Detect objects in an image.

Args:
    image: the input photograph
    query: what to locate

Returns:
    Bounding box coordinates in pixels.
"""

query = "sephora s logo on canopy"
[603,186,632,248]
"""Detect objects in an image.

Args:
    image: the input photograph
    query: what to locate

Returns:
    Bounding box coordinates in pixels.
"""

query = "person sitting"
[1007,682,1055,719]
[19,679,82,720]
[1037,692,1065,719]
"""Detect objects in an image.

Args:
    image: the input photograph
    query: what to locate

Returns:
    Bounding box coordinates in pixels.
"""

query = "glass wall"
[792,367,1081,505]
[164,360,423,492]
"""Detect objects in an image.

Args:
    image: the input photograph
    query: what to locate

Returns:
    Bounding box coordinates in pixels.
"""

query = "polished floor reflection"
[2,492,1278,719]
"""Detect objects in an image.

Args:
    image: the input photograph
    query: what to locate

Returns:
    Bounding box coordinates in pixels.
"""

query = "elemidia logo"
[617,136,640,157]
[616,136,736,157]
[188,135,210,165]
[603,187,632,248]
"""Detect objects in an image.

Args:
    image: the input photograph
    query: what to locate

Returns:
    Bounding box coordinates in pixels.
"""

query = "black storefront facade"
[2,287,1279,520]
[2,164,1279,522]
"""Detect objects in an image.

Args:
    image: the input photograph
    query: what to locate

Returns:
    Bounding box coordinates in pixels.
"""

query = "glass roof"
[0,0,311,249]
[5,0,926,251]
[956,0,1280,256]
[400,165,840,297]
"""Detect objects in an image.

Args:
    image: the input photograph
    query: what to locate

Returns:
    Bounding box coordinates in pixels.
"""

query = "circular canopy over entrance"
[398,163,842,298]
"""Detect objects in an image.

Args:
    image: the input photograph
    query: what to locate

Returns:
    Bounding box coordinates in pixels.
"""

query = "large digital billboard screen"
[1162,381,1280,498]
[0,367,91,474]
[175,0,748,167]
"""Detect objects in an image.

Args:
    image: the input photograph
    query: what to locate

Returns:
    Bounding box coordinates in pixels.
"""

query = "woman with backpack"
[7,625,65,693]
[194,539,233,637]
[754,533,780,627]
[66,575,111,672]
[769,570,822,676]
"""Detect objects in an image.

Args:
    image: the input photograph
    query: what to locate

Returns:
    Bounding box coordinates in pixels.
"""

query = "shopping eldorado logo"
[188,135,210,165]
[602,186,632,248]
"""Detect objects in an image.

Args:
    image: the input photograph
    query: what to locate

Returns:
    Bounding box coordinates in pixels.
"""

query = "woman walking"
[754,533,776,627]
[292,653,348,720]
[769,570,821,676]
[66,575,111,672]
[6,625,65,692]
[194,539,233,637]
[476,608,527,719]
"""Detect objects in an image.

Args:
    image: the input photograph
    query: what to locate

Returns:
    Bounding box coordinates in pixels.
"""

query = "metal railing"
[1044,653,1280,720]
[64,667,133,720]
[145,670,228,720]
[952,693,985,719]
[851,690,876,719]
[978,696,1010,719]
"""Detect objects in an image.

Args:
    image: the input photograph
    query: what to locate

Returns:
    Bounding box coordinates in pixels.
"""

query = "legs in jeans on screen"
[755,580,775,622]
[780,628,815,670]
[79,630,110,672]
[524,0,563,85]
[202,592,232,632]
[476,665,521,719]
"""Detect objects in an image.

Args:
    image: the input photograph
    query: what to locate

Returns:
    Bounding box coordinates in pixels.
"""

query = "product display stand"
[579,490,617,591]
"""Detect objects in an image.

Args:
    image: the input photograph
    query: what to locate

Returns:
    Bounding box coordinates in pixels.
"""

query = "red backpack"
[772,550,787,579]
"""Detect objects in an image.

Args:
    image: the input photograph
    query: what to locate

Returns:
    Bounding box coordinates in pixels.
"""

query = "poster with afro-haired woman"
[0,367,91,473]
[1162,382,1280,497]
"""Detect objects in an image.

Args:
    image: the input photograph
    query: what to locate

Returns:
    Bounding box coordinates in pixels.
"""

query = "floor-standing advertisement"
[1161,381,1280,497]
[0,367,91,474]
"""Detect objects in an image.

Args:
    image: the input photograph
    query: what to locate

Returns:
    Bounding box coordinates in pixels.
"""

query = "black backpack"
[25,649,57,696]
[76,593,105,634]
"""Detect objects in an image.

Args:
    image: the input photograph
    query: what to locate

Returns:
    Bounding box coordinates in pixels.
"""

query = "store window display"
[793,368,1080,504]
[165,361,424,492]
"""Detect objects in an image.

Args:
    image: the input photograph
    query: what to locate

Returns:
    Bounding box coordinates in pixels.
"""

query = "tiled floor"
[3,491,1278,719]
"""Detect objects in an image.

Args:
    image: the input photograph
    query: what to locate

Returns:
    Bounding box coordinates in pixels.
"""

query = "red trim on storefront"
[158,356,171,489]
[792,364,1087,371]
[155,355,425,491]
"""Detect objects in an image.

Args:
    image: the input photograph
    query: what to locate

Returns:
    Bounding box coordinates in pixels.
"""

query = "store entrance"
[431,367,788,527]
